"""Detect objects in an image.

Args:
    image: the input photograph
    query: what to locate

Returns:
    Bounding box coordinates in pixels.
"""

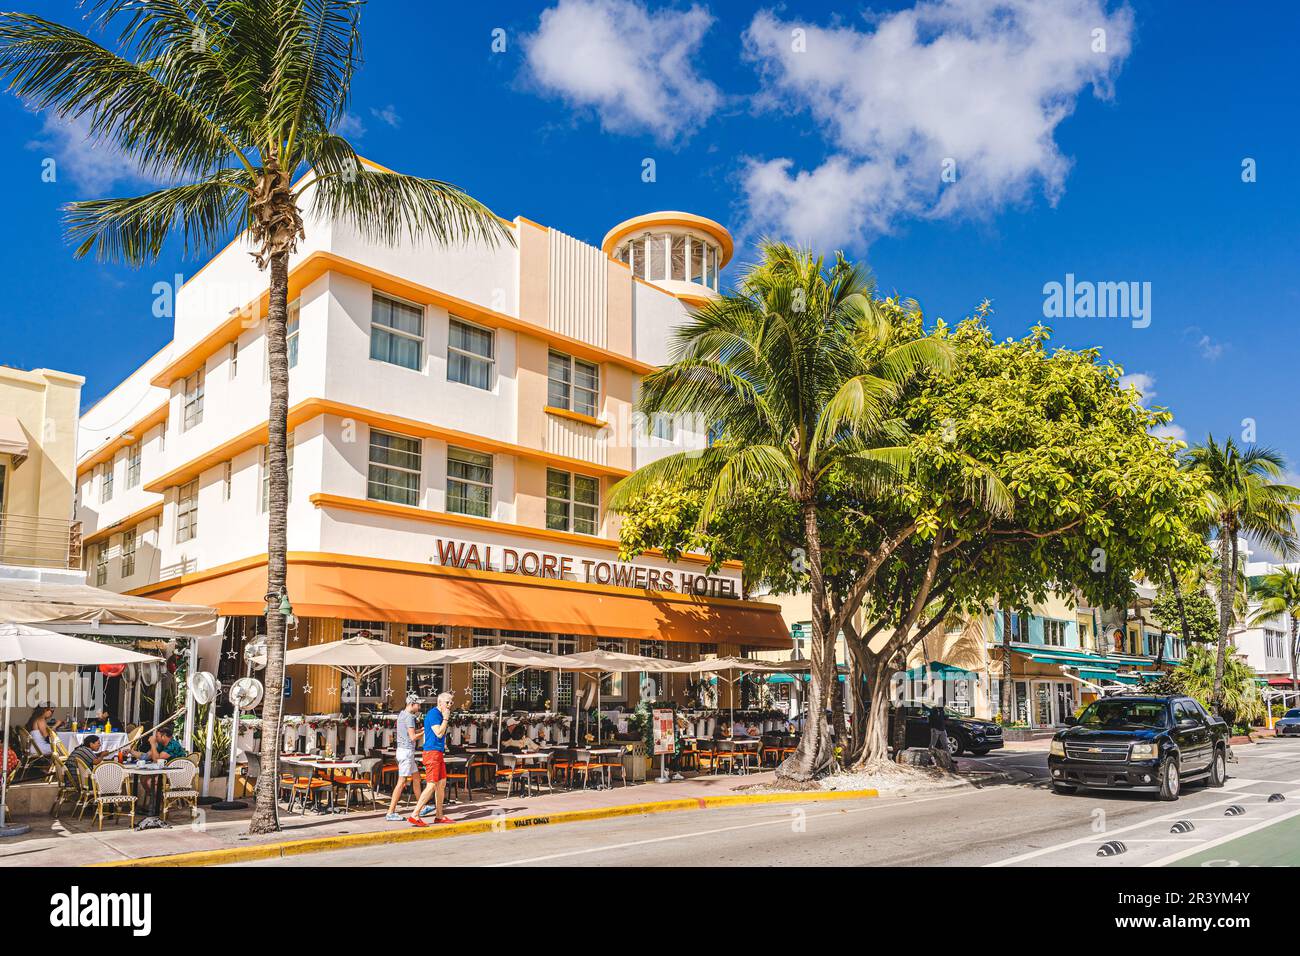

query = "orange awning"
[136,553,791,649]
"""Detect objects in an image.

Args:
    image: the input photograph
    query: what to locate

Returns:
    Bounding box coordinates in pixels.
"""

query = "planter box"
[5,781,56,817]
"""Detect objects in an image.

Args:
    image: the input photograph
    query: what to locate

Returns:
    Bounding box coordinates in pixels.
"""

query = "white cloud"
[370,105,402,128]
[25,112,166,196]
[740,0,1135,249]
[1119,371,1156,404]
[336,112,367,138]
[1150,422,1185,441]
[523,0,722,143]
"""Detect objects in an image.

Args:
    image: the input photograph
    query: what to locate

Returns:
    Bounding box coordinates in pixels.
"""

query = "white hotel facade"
[75,177,788,716]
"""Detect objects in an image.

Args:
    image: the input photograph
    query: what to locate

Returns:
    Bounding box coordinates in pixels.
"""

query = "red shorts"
[422,750,446,782]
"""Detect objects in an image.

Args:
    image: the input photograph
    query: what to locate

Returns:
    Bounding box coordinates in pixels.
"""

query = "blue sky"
[2,0,1298,482]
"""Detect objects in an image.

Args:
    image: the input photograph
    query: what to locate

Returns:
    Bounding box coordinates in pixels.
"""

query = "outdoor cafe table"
[294,758,359,812]
[121,762,168,828]
[58,730,128,753]
[718,737,761,774]
[571,747,623,789]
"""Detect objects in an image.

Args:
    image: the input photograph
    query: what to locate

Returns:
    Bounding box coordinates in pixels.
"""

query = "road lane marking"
[1145,805,1300,866]
[486,789,988,867]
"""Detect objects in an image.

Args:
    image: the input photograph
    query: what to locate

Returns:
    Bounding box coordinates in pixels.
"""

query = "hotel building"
[75,177,789,720]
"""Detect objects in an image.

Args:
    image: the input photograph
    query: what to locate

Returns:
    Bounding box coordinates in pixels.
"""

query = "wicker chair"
[161,759,200,821]
[49,752,83,817]
[15,727,52,780]
[89,763,136,830]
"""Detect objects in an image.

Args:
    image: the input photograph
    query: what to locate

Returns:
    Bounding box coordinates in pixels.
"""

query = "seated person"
[499,717,539,751]
[24,705,57,756]
[132,725,187,762]
[88,709,117,732]
[69,735,105,770]
[731,718,748,737]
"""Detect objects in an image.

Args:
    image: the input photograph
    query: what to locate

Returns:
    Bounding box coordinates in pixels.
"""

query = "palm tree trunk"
[1290,615,1298,695]
[248,249,291,834]
[778,501,834,782]
[1212,529,1233,715]
[999,604,1014,722]
[1165,555,1191,648]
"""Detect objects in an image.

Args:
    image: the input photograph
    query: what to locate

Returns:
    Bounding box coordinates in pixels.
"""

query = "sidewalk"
[0,770,873,867]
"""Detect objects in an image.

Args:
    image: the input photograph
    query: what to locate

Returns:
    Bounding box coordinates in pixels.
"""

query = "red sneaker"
[406,816,428,827]
[434,817,455,824]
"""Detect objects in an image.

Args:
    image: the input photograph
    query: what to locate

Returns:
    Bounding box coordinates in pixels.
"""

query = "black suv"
[1048,695,1230,801]
[889,702,1004,756]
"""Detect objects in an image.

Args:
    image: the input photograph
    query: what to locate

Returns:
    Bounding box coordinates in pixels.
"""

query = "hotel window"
[222,460,232,500]
[446,446,492,518]
[228,341,238,379]
[368,430,421,506]
[261,436,294,512]
[597,638,627,698]
[707,246,718,290]
[670,235,686,281]
[93,543,107,586]
[1002,612,1030,643]
[546,469,599,535]
[99,462,113,503]
[547,351,599,417]
[176,479,198,542]
[651,413,675,441]
[1043,619,1067,647]
[648,234,665,281]
[182,369,204,430]
[286,300,300,369]
[690,238,705,284]
[627,238,644,279]
[343,621,388,700]
[120,527,136,578]
[1266,629,1285,659]
[370,293,424,371]
[406,625,448,699]
[125,442,141,489]
[447,318,493,390]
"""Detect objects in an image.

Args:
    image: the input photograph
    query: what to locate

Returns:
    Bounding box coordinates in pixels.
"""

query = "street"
[231,738,1300,867]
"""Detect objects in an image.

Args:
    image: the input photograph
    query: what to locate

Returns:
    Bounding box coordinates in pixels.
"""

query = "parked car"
[888,701,1004,756]
[1047,695,1230,801]
[1274,708,1300,737]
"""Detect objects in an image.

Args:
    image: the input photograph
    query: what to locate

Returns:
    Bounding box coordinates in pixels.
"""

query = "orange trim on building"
[543,405,607,429]
[143,396,633,493]
[82,501,164,546]
[77,402,168,477]
[150,251,658,389]
[130,551,788,648]
[309,492,740,569]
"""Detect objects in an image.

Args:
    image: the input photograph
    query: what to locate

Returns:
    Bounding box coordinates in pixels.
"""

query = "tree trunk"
[999,604,1014,723]
[1165,555,1191,648]
[777,501,834,782]
[843,630,867,757]
[248,249,292,835]
[853,653,894,767]
[1212,528,1233,716]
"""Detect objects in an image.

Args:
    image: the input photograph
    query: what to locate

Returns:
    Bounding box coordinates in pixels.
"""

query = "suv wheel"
[1158,756,1180,801]
[948,738,963,757]
[1208,747,1226,788]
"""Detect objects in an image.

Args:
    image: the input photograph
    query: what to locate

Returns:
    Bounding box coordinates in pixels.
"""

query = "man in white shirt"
[385,694,424,822]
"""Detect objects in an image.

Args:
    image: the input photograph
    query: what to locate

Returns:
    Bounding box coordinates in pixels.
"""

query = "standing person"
[408,691,454,826]
[928,704,952,759]
[385,694,424,822]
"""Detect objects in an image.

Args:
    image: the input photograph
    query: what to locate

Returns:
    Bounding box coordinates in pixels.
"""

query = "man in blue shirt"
[409,691,454,826]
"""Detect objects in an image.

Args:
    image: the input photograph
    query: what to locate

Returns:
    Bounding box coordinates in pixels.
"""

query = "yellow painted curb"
[90,788,878,867]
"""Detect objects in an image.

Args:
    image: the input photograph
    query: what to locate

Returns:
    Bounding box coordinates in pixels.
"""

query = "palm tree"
[609,242,952,781]
[1249,566,1300,693]
[1183,436,1300,715]
[0,1,510,833]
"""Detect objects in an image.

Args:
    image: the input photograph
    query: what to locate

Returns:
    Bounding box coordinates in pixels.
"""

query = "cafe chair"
[89,763,136,830]
[72,761,96,820]
[525,750,557,793]
[15,727,52,781]
[161,759,200,821]
[49,752,82,817]
[282,759,331,813]
[445,757,473,803]
[567,750,598,789]
[601,750,628,787]
[468,752,497,791]
[332,756,381,810]
[550,748,574,787]
[494,754,528,797]
[761,735,782,767]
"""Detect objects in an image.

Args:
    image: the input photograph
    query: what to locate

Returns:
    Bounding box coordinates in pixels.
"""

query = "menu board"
[651,709,676,755]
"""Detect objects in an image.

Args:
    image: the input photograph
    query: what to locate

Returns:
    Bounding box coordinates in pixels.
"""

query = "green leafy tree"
[1166,644,1265,730]
[610,243,956,781]
[1249,567,1300,691]
[1183,437,1300,714]
[0,1,511,832]
[1150,584,1219,648]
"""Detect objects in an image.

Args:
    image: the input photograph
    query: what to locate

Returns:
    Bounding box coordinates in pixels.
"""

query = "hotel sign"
[432,537,739,598]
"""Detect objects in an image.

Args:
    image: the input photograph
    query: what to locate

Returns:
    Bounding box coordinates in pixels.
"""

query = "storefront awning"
[0,576,221,638]
[0,415,28,467]
[902,661,975,680]
[136,552,791,648]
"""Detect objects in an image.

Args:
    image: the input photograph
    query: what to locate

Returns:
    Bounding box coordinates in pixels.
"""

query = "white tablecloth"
[57,731,129,752]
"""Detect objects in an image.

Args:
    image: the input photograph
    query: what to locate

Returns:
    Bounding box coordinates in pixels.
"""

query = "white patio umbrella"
[417,644,582,751]
[559,648,681,745]
[665,657,811,736]
[0,621,162,836]
[285,635,436,753]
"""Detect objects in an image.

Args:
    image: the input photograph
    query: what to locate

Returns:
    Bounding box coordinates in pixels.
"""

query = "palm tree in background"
[0,0,511,833]
[1183,436,1300,715]
[1249,566,1300,693]
[610,242,955,781]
